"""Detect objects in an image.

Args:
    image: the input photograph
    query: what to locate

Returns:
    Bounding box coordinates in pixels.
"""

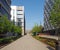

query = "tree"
[31,24,43,33]
[0,16,11,33]
[9,22,22,36]
[0,17,4,33]
[13,26,22,35]
[49,0,60,35]
[39,25,43,33]
[0,16,22,36]
[2,16,12,33]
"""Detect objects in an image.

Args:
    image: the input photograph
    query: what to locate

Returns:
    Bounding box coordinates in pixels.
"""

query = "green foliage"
[13,26,22,35]
[0,16,14,33]
[0,16,22,35]
[3,16,12,32]
[0,17,4,33]
[0,38,12,44]
[0,36,19,44]
[0,16,13,33]
[31,24,43,33]
[0,16,22,44]
[49,0,60,28]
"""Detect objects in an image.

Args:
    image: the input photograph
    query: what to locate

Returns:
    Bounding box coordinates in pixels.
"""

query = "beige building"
[11,6,25,35]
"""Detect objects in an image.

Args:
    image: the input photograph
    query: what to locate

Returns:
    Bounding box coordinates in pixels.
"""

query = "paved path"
[0,34,54,50]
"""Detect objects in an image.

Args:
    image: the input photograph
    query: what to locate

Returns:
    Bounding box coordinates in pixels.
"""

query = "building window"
[17,22,22,26]
[17,18,22,22]
[0,0,10,10]
[17,15,23,18]
[17,10,23,14]
[17,10,23,11]
[17,14,23,15]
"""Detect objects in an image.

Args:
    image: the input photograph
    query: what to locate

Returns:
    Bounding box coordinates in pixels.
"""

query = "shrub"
[2,38,12,43]
[0,16,22,37]
[0,36,17,44]
[0,38,11,44]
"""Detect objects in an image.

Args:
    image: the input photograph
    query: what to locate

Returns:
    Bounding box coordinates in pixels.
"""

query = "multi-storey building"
[0,0,11,37]
[11,6,25,35]
[44,0,56,35]
[0,0,11,20]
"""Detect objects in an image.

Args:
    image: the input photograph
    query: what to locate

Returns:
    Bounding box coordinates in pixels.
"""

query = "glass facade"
[0,0,10,11]
[0,0,11,20]
[44,0,54,31]
[0,6,9,17]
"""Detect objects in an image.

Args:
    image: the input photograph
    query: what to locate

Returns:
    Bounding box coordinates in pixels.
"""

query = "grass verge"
[32,35,56,48]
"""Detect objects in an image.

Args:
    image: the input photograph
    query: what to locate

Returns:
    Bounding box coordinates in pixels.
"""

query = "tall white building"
[11,6,25,35]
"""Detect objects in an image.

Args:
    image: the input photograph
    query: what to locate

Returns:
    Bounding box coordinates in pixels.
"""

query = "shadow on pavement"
[47,46,55,50]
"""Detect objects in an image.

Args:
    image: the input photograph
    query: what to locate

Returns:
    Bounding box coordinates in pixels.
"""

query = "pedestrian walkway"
[0,34,54,50]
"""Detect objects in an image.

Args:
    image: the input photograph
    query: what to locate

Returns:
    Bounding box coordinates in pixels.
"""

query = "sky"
[11,0,45,30]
